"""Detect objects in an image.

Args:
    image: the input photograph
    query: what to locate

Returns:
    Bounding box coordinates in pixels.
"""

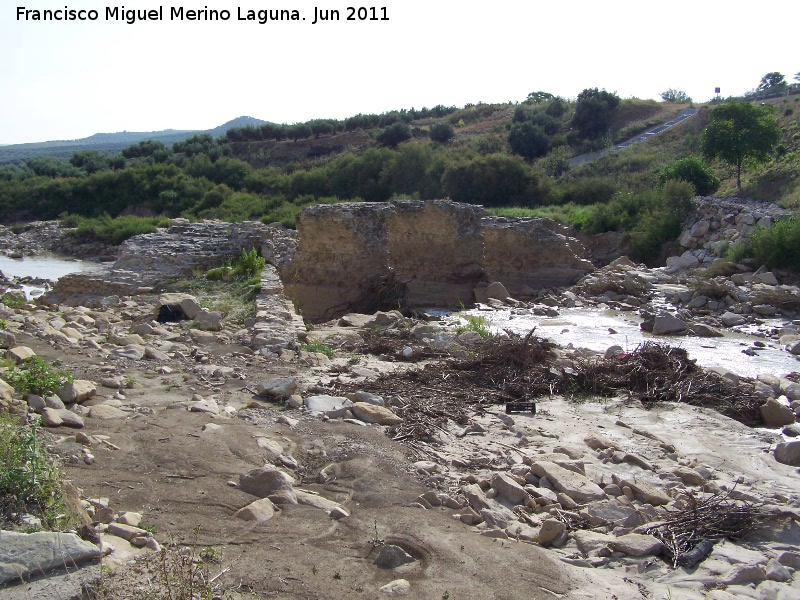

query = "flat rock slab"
[304,395,353,417]
[88,405,129,420]
[530,461,606,503]
[619,477,672,505]
[0,530,101,584]
[610,533,663,557]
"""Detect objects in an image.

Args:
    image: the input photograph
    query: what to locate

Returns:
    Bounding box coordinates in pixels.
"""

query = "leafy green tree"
[572,88,620,139]
[122,140,166,159]
[700,100,781,190]
[660,89,691,103]
[659,156,719,196]
[375,122,412,147]
[757,72,787,94]
[526,91,554,104]
[70,150,111,174]
[507,121,549,160]
[429,122,454,144]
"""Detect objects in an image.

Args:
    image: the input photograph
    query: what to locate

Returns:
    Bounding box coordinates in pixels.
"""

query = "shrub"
[302,340,335,358]
[572,88,620,139]
[744,217,800,271]
[455,314,492,338]
[6,356,74,397]
[376,122,412,147]
[233,248,265,279]
[1,292,27,309]
[0,412,67,528]
[660,156,720,196]
[559,177,617,205]
[508,122,549,160]
[63,214,170,245]
[429,122,455,144]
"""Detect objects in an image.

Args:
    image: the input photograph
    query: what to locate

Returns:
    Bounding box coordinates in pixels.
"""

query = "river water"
[448,306,800,380]
[0,253,101,298]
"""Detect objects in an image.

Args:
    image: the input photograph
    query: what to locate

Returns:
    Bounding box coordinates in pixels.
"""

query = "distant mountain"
[0,116,268,167]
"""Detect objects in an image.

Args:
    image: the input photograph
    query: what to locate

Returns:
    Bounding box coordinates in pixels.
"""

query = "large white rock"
[530,461,606,503]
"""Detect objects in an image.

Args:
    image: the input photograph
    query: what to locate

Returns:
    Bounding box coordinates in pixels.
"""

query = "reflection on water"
[0,253,101,299]
[0,253,100,281]
[449,306,800,379]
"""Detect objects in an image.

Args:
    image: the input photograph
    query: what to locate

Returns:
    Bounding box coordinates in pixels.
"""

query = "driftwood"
[642,489,773,568]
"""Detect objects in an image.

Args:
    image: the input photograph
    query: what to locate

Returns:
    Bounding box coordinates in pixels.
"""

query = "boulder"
[350,402,402,425]
[774,441,800,466]
[194,309,223,331]
[0,531,101,585]
[239,466,297,504]
[379,579,411,595]
[652,314,688,336]
[720,312,746,327]
[760,398,795,427]
[56,380,97,404]
[530,461,606,503]
[234,498,277,522]
[537,520,566,547]
[610,533,663,557]
[373,545,414,569]
[6,346,35,364]
[304,394,353,417]
[256,377,298,400]
[490,473,529,505]
[485,281,510,301]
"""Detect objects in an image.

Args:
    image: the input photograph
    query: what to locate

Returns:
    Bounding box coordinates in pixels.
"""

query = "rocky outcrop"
[675,197,791,265]
[482,217,594,295]
[45,220,296,307]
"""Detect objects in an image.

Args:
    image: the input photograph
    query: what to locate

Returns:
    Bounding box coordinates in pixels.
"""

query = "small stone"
[329,506,350,520]
[234,498,277,522]
[256,377,298,400]
[378,579,410,595]
[538,519,566,546]
[350,402,402,425]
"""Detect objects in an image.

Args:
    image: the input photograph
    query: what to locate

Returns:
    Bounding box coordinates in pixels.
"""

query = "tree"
[659,156,719,196]
[700,100,781,191]
[375,122,412,147]
[660,88,691,103]
[507,121,549,160]
[429,122,454,144]
[571,88,620,139]
[757,72,787,94]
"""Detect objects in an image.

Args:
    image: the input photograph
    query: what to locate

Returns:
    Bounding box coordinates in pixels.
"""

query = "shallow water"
[0,253,101,298]
[449,306,800,379]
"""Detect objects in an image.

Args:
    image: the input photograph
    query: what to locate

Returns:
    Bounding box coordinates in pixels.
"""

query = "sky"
[1,0,797,145]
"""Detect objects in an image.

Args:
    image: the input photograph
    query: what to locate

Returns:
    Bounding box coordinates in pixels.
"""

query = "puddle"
[447,306,800,379]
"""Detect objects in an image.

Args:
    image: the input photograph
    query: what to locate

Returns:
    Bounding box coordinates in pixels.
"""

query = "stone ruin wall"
[44,201,597,322]
[284,200,594,322]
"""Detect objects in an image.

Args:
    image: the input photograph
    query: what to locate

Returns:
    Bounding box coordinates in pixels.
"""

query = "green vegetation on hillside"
[1,74,797,264]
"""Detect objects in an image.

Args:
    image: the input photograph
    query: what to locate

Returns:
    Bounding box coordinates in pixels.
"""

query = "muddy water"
[0,253,100,298]
[449,306,800,379]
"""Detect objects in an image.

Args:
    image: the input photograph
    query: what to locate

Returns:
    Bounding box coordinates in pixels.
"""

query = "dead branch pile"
[327,333,761,441]
[643,490,773,568]
[571,343,761,425]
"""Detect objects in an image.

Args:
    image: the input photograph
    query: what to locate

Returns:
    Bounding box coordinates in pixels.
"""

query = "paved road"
[568,107,698,168]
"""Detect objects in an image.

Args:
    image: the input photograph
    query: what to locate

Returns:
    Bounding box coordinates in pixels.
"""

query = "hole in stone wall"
[156,304,187,323]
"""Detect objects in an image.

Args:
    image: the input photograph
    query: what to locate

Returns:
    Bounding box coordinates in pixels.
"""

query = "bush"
[572,88,620,140]
[0,412,68,528]
[234,248,265,279]
[508,121,549,160]
[63,214,170,245]
[6,356,73,397]
[429,122,455,144]
[376,122,412,147]
[559,177,617,205]
[660,156,719,196]
[742,217,800,271]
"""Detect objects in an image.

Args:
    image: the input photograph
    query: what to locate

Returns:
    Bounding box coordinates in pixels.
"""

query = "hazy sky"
[1,0,796,144]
